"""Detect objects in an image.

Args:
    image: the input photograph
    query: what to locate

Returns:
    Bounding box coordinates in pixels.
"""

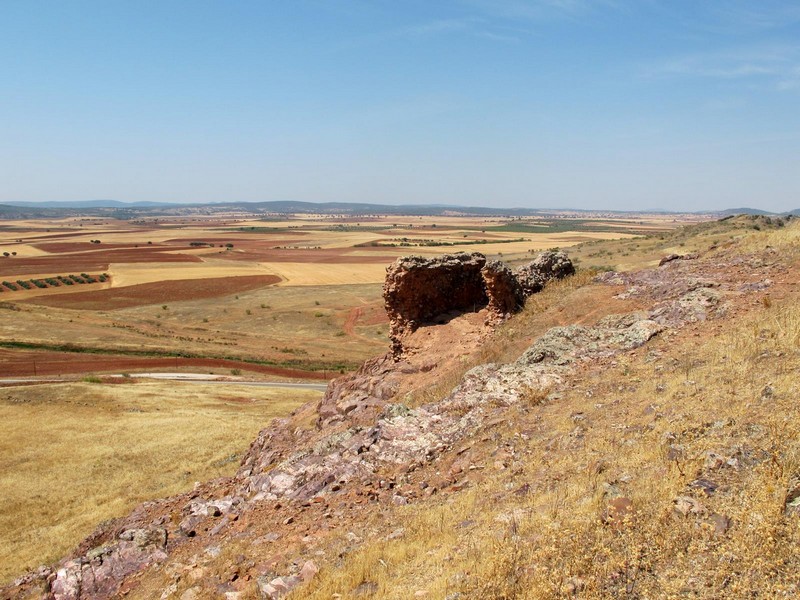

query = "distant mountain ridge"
[3,200,175,209]
[0,200,789,218]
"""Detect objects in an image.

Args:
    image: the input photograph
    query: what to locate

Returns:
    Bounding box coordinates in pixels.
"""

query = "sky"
[1,1,799,212]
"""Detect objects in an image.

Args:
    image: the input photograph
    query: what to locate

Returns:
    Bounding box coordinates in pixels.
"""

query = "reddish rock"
[481,260,523,319]
[383,250,574,357]
[383,252,488,356]
[602,497,635,526]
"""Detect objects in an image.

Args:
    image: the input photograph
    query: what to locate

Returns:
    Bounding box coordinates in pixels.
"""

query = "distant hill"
[0,199,784,219]
[4,200,175,209]
[717,207,775,216]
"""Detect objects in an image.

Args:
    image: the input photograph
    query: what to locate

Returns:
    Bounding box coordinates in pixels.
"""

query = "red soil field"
[0,349,331,380]
[30,242,168,253]
[24,274,281,310]
[0,249,202,277]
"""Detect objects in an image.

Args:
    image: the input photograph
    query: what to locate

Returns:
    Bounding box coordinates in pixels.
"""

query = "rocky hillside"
[5,215,800,599]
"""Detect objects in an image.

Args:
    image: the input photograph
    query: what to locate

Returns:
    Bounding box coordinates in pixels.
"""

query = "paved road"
[0,373,329,392]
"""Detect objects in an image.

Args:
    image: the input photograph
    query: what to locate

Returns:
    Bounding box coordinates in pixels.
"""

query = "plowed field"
[25,274,280,310]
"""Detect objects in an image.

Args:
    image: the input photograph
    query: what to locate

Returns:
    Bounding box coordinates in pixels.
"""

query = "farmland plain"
[0,211,688,378]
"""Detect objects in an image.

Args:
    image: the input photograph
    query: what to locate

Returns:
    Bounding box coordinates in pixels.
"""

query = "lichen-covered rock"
[48,527,168,599]
[315,354,405,426]
[520,313,663,366]
[515,250,575,297]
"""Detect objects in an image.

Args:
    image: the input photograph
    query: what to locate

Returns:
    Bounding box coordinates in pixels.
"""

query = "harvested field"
[106,260,272,287]
[263,262,389,286]
[24,274,280,310]
[217,247,394,263]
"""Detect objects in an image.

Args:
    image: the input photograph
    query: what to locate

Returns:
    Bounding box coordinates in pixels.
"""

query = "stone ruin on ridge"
[383,250,574,357]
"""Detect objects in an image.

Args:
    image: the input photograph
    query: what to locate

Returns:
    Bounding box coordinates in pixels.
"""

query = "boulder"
[514,250,575,297]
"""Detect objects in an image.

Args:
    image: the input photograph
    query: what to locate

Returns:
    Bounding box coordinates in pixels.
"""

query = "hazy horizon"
[2,1,799,212]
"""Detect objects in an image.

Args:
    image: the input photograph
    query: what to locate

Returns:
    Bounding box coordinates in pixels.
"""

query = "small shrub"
[231,369,241,376]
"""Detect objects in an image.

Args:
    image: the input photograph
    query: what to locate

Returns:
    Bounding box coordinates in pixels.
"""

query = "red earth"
[0,249,202,277]
[23,274,281,310]
[0,348,332,380]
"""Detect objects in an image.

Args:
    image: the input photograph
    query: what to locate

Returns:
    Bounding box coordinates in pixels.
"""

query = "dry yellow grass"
[295,294,800,598]
[0,381,317,582]
[262,262,388,286]
[290,221,800,598]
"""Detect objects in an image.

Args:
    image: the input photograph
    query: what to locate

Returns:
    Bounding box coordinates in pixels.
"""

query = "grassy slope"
[294,217,800,598]
[0,381,317,582]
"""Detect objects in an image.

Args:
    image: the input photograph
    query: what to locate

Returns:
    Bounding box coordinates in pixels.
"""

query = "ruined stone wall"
[383,250,574,357]
[383,252,488,354]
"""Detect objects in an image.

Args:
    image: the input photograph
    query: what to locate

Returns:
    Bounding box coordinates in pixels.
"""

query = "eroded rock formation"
[383,253,488,355]
[481,260,523,318]
[514,249,575,296]
[383,250,575,356]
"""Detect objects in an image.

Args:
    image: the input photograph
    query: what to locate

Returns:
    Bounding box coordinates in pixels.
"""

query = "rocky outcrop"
[46,527,168,600]
[658,252,698,266]
[481,260,523,319]
[384,250,575,356]
[236,310,665,508]
[383,253,488,355]
[515,250,575,296]
[315,354,406,427]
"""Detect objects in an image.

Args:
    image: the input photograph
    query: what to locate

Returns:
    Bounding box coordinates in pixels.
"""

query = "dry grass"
[288,295,800,598]
[0,381,316,582]
[283,221,800,598]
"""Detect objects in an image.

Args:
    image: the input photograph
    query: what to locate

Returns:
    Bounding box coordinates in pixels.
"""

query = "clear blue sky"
[1,1,799,212]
